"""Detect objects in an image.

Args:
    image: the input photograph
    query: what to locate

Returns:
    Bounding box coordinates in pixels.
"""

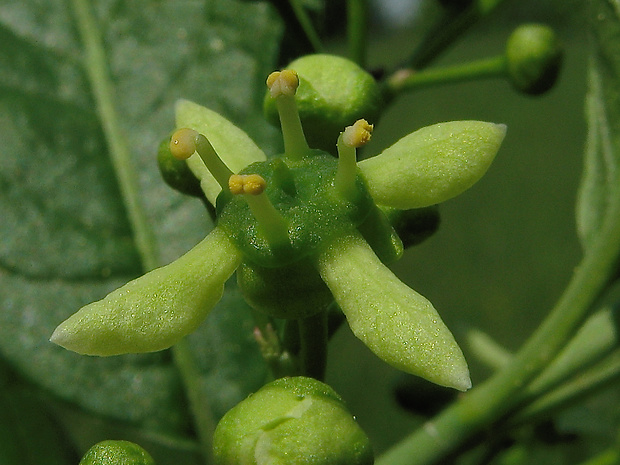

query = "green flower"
[51,66,506,391]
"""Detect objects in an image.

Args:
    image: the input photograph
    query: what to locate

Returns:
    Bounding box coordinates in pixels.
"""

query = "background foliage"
[1,0,617,464]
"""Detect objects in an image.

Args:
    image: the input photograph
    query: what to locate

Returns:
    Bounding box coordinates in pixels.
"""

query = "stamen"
[335,119,373,201]
[170,128,233,190]
[266,70,310,160]
[229,174,290,248]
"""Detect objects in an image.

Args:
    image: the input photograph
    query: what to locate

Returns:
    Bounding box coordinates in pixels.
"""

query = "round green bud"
[157,137,203,197]
[79,440,155,465]
[505,24,562,95]
[213,377,373,465]
[263,54,383,153]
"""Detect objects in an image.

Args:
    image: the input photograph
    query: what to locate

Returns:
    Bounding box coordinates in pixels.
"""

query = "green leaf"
[0,385,73,465]
[577,0,620,249]
[0,0,280,446]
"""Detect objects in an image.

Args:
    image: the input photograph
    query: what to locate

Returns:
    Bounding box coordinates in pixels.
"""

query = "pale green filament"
[334,119,373,202]
[229,174,290,249]
[266,70,310,160]
[195,133,234,190]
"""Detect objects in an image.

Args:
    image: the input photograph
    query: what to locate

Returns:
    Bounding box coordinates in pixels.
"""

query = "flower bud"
[79,440,154,465]
[263,54,383,152]
[506,24,562,95]
[157,137,203,197]
[213,377,373,465]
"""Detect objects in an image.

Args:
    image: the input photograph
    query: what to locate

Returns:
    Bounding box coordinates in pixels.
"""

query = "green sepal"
[264,54,383,153]
[316,231,471,391]
[359,121,506,209]
[50,227,242,356]
[79,440,155,465]
[213,376,373,465]
[175,99,267,205]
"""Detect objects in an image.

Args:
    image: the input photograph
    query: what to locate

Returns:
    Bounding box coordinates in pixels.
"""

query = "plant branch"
[347,0,369,67]
[288,0,323,53]
[508,349,620,428]
[385,55,506,99]
[172,340,217,464]
[377,179,620,465]
[407,0,509,69]
[298,311,328,380]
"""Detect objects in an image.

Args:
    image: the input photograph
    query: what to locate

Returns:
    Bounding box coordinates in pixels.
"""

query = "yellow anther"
[170,128,199,160]
[342,119,373,148]
[266,70,300,98]
[243,174,267,195]
[229,174,245,195]
[228,174,267,196]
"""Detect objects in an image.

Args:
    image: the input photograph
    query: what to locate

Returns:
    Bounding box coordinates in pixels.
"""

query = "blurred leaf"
[0,386,74,465]
[0,0,280,446]
[577,0,620,249]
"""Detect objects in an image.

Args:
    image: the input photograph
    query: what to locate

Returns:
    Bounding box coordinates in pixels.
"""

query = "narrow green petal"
[316,232,471,391]
[175,99,267,204]
[51,227,242,356]
[358,121,506,209]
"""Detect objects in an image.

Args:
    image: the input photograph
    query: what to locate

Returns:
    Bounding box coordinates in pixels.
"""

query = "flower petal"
[50,227,242,356]
[175,99,267,204]
[358,121,506,209]
[316,232,471,391]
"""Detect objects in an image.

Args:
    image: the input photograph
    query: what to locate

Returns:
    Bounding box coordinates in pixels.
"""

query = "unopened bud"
[213,377,373,465]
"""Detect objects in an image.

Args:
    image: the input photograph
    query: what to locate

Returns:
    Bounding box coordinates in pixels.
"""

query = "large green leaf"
[0,0,280,447]
[577,0,620,248]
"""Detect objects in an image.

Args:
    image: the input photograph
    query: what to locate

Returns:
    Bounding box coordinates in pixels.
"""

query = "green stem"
[347,0,369,67]
[288,0,323,53]
[172,341,217,464]
[71,2,215,461]
[70,0,159,272]
[377,180,620,465]
[298,311,328,380]
[466,328,513,372]
[508,349,620,428]
[385,55,506,98]
[408,0,509,69]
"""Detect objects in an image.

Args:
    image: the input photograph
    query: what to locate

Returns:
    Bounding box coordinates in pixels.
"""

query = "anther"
[335,119,373,201]
[171,128,233,191]
[170,128,199,160]
[266,70,300,98]
[342,119,373,148]
[229,174,267,196]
